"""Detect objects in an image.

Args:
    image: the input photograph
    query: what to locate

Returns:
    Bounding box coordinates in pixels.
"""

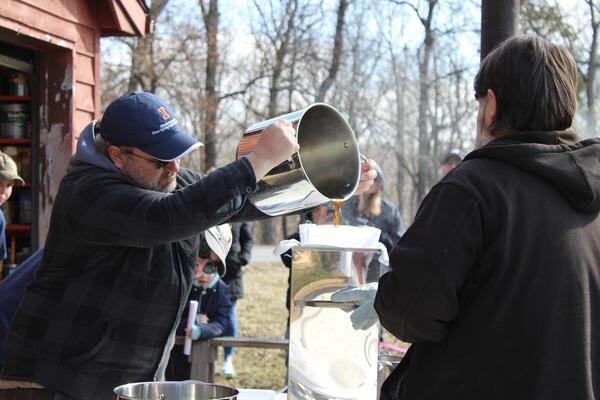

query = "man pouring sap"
[0,91,377,400]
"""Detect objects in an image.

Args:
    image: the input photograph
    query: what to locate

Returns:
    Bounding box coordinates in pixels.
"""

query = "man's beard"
[124,164,177,193]
[158,178,177,193]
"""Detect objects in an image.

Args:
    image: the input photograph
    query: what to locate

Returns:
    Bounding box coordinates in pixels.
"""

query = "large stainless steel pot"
[114,381,238,400]
[236,103,361,216]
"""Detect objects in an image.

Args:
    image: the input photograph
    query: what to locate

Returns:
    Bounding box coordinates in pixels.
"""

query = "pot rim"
[113,381,239,400]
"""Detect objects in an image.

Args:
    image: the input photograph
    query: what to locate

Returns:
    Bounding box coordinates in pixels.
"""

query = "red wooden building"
[0,0,148,275]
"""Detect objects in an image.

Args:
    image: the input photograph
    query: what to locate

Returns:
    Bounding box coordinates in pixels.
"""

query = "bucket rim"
[295,103,361,202]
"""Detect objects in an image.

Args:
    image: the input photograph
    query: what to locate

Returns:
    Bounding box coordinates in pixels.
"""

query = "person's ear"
[107,145,125,169]
[485,89,497,129]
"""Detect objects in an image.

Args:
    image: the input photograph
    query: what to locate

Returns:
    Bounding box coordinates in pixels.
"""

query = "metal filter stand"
[294,299,359,310]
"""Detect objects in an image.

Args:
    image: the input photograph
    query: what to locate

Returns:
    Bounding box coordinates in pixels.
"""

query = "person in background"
[439,148,465,177]
[166,225,232,381]
[220,222,253,377]
[375,35,600,399]
[0,151,24,271]
[341,161,405,254]
[0,248,43,370]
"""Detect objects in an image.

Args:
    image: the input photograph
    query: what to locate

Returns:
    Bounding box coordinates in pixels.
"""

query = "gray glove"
[330,282,379,330]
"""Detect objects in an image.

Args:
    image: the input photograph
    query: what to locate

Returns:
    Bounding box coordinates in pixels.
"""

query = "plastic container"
[8,72,29,96]
[18,191,32,224]
[0,103,30,138]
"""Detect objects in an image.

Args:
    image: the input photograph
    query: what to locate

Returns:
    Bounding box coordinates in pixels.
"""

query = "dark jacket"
[1,124,263,400]
[0,248,43,370]
[342,196,405,253]
[375,130,600,400]
[222,222,253,301]
[177,280,232,340]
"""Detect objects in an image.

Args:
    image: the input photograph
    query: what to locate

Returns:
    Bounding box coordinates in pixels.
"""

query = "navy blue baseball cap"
[100,92,203,161]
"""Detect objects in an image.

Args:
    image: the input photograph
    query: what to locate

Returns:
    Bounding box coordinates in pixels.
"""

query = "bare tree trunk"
[128,0,169,92]
[431,53,441,173]
[200,0,220,171]
[415,0,437,203]
[389,0,437,202]
[393,49,407,221]
[129,38,150,91]
[281,31,303,240]
[261,0,299,244]
[346,36,361,138]
[586,0,599,134]
[316,0,349,102]
[268,0,297,117]
[449,71,463,150]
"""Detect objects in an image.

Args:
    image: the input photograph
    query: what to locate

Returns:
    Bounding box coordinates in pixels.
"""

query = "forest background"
[100,0,600,244]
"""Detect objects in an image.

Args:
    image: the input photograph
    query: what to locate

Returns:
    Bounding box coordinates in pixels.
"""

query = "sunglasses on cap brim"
[201,262,220,275]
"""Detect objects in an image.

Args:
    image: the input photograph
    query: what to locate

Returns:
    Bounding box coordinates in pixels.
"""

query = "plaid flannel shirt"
[2,157,258,400]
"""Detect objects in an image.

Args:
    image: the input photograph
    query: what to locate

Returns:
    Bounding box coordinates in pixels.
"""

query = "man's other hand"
[355,158,377,194]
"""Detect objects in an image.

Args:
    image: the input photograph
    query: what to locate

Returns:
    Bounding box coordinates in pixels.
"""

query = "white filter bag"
[298,223,381,249]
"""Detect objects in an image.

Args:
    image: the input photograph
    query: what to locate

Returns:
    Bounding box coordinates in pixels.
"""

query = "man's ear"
[485,88,497,129]
[107,145,125,169]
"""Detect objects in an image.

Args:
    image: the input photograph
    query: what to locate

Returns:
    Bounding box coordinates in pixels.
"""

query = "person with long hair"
[342,162,405,253]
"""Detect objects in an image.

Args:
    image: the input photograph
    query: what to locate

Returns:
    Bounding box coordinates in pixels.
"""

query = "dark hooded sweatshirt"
[1,123,264,400]
[375,130,600,400]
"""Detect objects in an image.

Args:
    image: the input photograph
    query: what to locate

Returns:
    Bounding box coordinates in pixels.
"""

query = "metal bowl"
[114,381,238,400]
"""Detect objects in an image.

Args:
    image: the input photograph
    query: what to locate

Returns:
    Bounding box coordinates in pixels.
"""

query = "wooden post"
[481,0,520,59]
[189,340,217,382]
[187,337,289,383]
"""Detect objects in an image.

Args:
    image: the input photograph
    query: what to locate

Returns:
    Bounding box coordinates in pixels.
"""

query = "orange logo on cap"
[157,106,171,120]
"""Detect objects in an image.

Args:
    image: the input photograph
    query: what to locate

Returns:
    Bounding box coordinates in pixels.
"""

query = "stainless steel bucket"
[288,245,382,399]
[236,103,360,216]
[114,381,238,400]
